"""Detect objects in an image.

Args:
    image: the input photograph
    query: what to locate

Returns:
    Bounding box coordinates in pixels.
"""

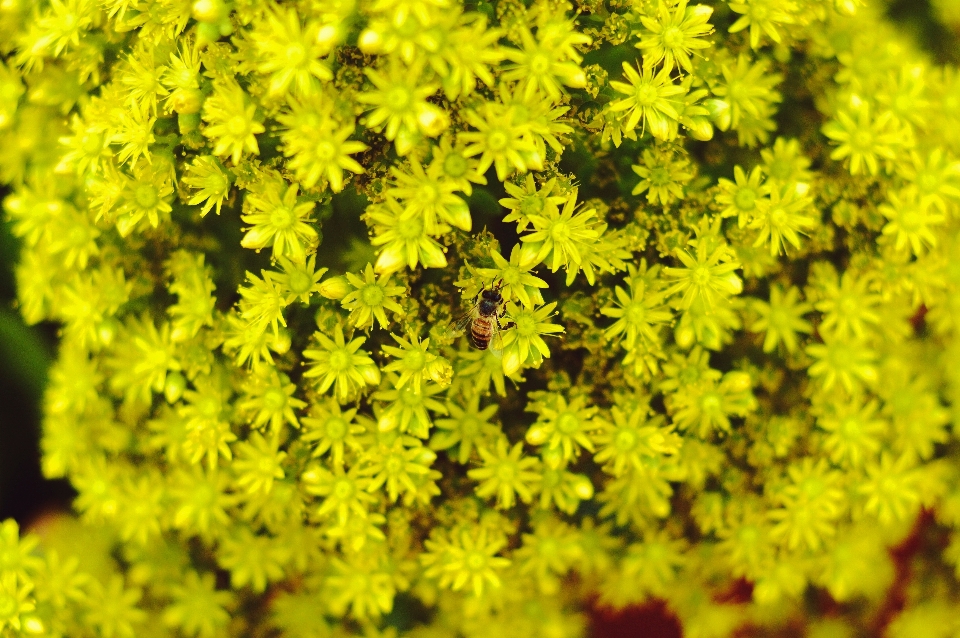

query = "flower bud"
[394,127,421,157]
[675,323,695,349]
[316,24,339,51]
[196,21,222,45]
[192,0,229,22]
[720,272,743,295]
[317,275,350,300]
[358,28,383,54]
[269,328,291,355]
[170,88,204,115]
[22,616,44,635]
[178,112,201,134]
[164,371,187,404]
[704,98,731,130]
[565,68,587,90]
[684,116,714,141]
[518,241,543,269]
[445,197,472,232]
[359,364,382,387]
[419,241,448,270]
[416,103,450,138]
[301,466,323,484]
[378,411,397,432]
[522,149,544,172]
[375,245,406,274]
[648,115,673,141]
[722,371,752,393]
[526,424,549,446]
[97,317,120,347]
[573,475,594,500]
[415,448,437,466]
[692,5,714,19]
[502,348,523,376]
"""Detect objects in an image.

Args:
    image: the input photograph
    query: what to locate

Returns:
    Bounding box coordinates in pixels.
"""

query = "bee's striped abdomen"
[471,316,493,350]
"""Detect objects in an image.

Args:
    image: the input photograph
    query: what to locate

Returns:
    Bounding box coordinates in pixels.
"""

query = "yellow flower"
[240,182,318,259]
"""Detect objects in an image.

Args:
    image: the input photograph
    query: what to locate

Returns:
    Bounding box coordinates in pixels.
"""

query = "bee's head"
[481,288,502,302]
[482,279,504,302]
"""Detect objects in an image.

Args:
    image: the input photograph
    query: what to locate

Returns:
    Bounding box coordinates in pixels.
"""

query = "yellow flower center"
[443,152,468,177]
[270,205,296,229]
[615,429,638,451]
[487,129,508,151]
[262,387,286,412]
[634,83,657,106]
[734,187,757,211]
[326,417,347,439]
[285,42,307,67]
[315,140,336,162]
[557,412,580,434]
[328,349,350,371]
[662,26,684,49]
[361,284,385,306]
[530,53,550,75]
[134,183,159,210]
[227,115,251,136]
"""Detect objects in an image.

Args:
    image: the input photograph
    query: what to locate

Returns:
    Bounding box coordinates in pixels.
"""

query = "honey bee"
[453,279,513,353]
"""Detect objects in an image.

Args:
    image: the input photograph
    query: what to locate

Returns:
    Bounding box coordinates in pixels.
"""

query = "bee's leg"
[497,308,515,331]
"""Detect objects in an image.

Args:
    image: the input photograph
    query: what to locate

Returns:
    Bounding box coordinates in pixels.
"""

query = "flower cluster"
[3,0,960,636]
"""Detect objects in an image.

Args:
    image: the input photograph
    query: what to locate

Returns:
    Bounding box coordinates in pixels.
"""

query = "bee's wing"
[450,303,479,337]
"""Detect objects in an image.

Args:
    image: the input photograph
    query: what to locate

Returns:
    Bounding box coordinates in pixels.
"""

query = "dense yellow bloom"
[7,1,960,636]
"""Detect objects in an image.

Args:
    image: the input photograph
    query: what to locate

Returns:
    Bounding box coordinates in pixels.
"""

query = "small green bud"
[196,21,222,45]
[178,112,201,134]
